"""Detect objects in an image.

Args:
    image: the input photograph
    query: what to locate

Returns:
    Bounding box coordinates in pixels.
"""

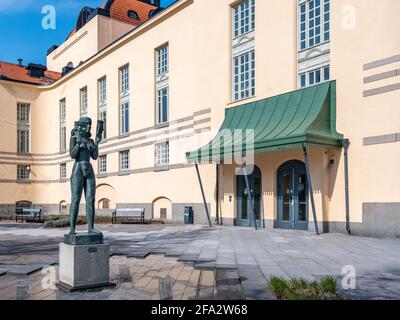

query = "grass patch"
[269,276,344,300]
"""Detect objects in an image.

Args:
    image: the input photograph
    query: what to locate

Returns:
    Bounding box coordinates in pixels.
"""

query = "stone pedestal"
[57,242,115,292]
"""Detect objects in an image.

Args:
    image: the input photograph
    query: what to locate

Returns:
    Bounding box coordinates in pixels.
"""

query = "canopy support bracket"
[302,145,320,235]
[195,164,212,227]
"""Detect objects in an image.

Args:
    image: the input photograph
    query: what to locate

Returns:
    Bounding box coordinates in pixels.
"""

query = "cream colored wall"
[328,0,400,223]
[47,16,100,73]
[97,15,136,52]
[0,0,399,228]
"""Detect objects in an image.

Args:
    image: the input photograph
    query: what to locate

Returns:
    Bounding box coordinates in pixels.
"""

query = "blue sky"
[0,0,175,67]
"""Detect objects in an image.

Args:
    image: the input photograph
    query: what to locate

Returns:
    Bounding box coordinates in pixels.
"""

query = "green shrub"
[269,276,343,300]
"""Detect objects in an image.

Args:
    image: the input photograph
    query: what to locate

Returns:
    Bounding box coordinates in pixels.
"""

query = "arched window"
[59,201,68,214]
[76,7,94,31]
[127,10,139,20]
[67,62,74,68]
[98,198,110,209]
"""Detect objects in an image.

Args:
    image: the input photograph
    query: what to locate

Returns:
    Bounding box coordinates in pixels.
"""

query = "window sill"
[154,165,170,172]
[118,170,130,176]
[155,122,169,129]
[228,95,257,106]
[118,133,131,140]
[60,178,68,183]
[16,152,31,156]
[97,174,108,179]
[17,180,31,184]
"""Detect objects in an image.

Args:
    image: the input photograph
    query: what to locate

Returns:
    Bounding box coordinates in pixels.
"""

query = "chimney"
[26,63,47,78]
[18,59,23,67]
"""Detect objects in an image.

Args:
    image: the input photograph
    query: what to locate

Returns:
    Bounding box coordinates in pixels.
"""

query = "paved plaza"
[0,222,400,300]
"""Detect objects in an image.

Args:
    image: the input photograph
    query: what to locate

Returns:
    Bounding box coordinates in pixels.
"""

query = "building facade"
[0,0,399,238]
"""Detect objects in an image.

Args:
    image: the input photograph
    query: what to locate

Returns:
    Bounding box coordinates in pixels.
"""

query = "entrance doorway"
[236,166,262,227]
[277,160,308,230]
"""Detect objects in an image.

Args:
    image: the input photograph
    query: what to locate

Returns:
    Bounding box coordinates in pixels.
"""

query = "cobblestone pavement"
[1,222,400,300]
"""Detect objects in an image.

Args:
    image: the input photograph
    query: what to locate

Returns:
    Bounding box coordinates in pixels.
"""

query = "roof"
[186,81,344,162]
[0,61,61,85]
[67,0,158,40]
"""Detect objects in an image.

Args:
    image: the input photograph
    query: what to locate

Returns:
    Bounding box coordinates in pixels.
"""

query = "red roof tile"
[101,0,157,26]
[0,62,61,85]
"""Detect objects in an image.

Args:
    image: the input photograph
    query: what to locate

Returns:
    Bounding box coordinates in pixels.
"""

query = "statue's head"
[76,117,92,137]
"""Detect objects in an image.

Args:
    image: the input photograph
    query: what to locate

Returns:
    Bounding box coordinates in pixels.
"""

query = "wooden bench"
[15,208,43,223]
[112,208,145,224]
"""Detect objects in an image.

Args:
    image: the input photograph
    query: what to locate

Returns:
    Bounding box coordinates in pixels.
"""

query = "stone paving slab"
[7,264,46,276]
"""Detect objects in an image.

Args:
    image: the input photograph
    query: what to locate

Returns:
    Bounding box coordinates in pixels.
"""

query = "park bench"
[112,208,145,224]
[15,207,43,223]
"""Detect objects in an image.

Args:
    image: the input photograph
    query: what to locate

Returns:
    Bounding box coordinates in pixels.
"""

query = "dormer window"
[76,7,95,31]
[127,10,140,20]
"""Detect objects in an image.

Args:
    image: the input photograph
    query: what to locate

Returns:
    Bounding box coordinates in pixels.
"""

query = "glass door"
[277,160,308,230]
[236,166,262,227]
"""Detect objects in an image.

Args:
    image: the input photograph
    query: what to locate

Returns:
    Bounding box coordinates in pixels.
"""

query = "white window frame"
[60,99,67,152]
[299,65,330,88]
[98,77,107,107]
[119,65,130,135]
[157,86,169,125]
[233,50,256,101]
[120,65,129,94]
[17,165,30,181]
[80,86,88,115]
[120,101,129,135]
[157,46,169,77]
[17,103,30,154]
[60,163,67,179]
[156,142,169,167]
[98,77,107,140]
[99,155,107,174]
[298,0,330,52]
[120,150,130,172]
[232,0,255,39]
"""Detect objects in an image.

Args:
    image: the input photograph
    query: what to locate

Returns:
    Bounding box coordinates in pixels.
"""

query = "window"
[127,10,139,20]
[17,165,30,181]
[120,66,129,93]
[233,50,256,101]
[157,46,169,76]
[59,201,68,214]
[100,111,107,140]
[17,103,30,153]
[299,0,330,51]
[120,150,130,172]
[17,130,30,154]
[120,102,129,134]
[233,0,255,38]
[156,142,169,167]
[157,87,169,124]
[119,66,130,135]
[60,163,67,179]
[60,99,66,152]
[98,198,110,209]
[17,103,30,122]
[80,87,88,115]
[299,65,330,88]
[98,77,107,106]
[98,78,107,140]
[155,45,169,126]
[99,155,107,174]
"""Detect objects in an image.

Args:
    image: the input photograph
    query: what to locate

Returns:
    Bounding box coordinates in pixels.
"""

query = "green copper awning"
[186,81,343,162]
